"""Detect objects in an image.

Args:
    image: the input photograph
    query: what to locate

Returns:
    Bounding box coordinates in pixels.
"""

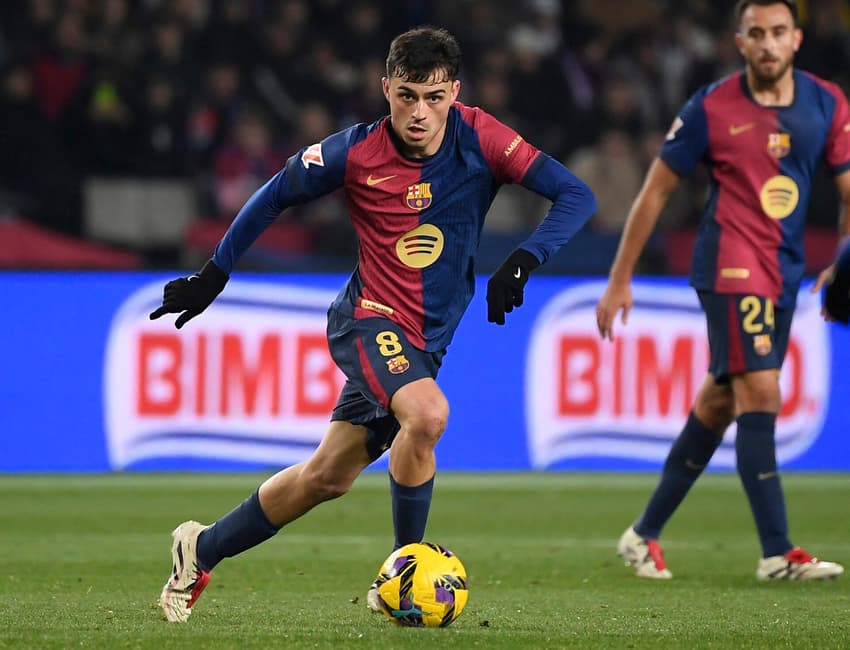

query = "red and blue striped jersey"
[213,102,596,351]
[661,70,850,307]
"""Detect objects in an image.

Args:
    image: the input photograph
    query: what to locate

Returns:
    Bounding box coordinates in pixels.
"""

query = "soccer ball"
[372,542,469,627]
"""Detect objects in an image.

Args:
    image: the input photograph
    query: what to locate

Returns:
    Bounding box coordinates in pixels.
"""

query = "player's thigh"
[327,310,443,457]
[697,291,787,381]
[327,310,442,410]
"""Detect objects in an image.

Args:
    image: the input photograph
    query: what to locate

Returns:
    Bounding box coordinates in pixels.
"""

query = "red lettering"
[137,333,182,415]
[558,337,600,415]
[295,334,341,415]
[220,333,281,416]
[636,336,693,417]
[195,333,207,415]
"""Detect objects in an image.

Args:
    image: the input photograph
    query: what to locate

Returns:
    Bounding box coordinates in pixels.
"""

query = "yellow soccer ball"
[372,542,469,627]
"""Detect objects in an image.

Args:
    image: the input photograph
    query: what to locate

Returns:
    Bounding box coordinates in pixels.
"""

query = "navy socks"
[635,411,722,539]
[196,490,281,571]
[390,473,434,550]
[735,411,791,557]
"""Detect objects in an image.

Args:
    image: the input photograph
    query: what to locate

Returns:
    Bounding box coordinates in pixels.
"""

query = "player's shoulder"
[334,117,385,149]
[795,69,847,102]
[322,117,388,163]
[451,101,502,129]
[677,72,743,117]
[702,71,745,101]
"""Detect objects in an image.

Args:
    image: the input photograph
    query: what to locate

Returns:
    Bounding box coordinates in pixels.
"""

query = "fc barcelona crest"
[767,133,791,158]
[753,334,772,356]
[406,183,432,210]
[386,355,410,374]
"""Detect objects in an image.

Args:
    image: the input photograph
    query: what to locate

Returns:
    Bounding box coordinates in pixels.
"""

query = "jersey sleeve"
[823,82,850,174]
[212,125,363,273]
[466,106,540,183]
[659,90,709,176]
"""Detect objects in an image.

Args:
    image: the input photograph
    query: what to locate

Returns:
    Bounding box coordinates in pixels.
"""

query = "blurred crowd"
[1,0,849,271]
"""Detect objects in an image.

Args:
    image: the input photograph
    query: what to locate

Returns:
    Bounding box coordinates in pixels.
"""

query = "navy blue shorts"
[326,308,443,459]
[698,291,793,382]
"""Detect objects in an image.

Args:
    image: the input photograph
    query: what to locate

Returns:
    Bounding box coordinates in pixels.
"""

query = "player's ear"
[734,31,745,56]
[382,77,390,102]
[450,79,460,102]
[792,26,802,52]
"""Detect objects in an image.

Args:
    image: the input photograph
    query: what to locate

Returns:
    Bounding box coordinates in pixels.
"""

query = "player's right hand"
[149,259,229,329]
[595,280,632,341]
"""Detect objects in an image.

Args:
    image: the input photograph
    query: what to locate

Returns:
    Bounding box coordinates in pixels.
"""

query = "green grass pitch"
[1,472,848,649]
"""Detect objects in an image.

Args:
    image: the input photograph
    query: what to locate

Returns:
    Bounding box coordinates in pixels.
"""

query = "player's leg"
[620,374,733,578]
[325,310,445,551]
[730,367,789,555]
[361,377,448,612]
[619,291,735,579]
[387,377,448,549]
[729,301,842,579]
[634,374,733,539]
[160,420,372,622]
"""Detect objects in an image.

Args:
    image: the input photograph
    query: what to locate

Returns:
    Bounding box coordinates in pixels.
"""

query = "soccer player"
[151,26,597,622]
[596,0,850,581]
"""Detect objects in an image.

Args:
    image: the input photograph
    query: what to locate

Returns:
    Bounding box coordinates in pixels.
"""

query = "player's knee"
[694,380,735,431]
[696,393,735,430]
[401,401,449,449]
[733,371,781,413]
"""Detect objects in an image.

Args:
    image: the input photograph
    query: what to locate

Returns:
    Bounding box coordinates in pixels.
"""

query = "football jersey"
[661,69,850,307]
[213,102,595,351]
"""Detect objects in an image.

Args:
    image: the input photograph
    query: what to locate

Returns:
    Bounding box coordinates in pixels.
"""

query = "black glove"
[824,264,850,324]
[149,259,229,329]
[486,248,540,325]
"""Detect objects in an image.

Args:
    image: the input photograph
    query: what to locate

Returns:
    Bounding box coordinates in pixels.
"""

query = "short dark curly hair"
[735,0,798,26]
[385,26,461,83]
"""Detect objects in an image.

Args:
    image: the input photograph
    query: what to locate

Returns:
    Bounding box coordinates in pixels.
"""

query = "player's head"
[383,26,461,158]
[734,1,801,85]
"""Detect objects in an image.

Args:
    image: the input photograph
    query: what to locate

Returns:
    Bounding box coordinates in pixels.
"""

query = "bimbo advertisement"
[2,273,847,472]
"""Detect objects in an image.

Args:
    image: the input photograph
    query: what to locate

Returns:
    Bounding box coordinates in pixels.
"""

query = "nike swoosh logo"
[757,471,777,480]
[513,267,522,279]
[729,123,755,136]
[366,174,397,186]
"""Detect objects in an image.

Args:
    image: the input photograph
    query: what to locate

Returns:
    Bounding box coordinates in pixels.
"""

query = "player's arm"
[817,169,850,322]
[812,81,850,320]
[596,89,708,340]
[595,159,681,340]
[150,129,354,328]
[487,154,598,324]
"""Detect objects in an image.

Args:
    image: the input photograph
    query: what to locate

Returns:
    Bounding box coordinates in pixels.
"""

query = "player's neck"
[745,67,795,107]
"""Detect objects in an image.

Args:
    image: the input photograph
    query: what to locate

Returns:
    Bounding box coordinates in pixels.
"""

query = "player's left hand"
[812,238,850,324]
[486,249,540,325]
[820,264,850,324]
[149,259,229,329]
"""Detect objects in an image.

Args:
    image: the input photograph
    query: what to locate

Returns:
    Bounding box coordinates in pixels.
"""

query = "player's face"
[736,3,801,85]
[383,72,460,158]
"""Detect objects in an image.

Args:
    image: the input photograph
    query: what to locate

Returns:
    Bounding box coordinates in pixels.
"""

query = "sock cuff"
[389,473,435,496]
[736,411,776,430]
[248,489,282,533]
